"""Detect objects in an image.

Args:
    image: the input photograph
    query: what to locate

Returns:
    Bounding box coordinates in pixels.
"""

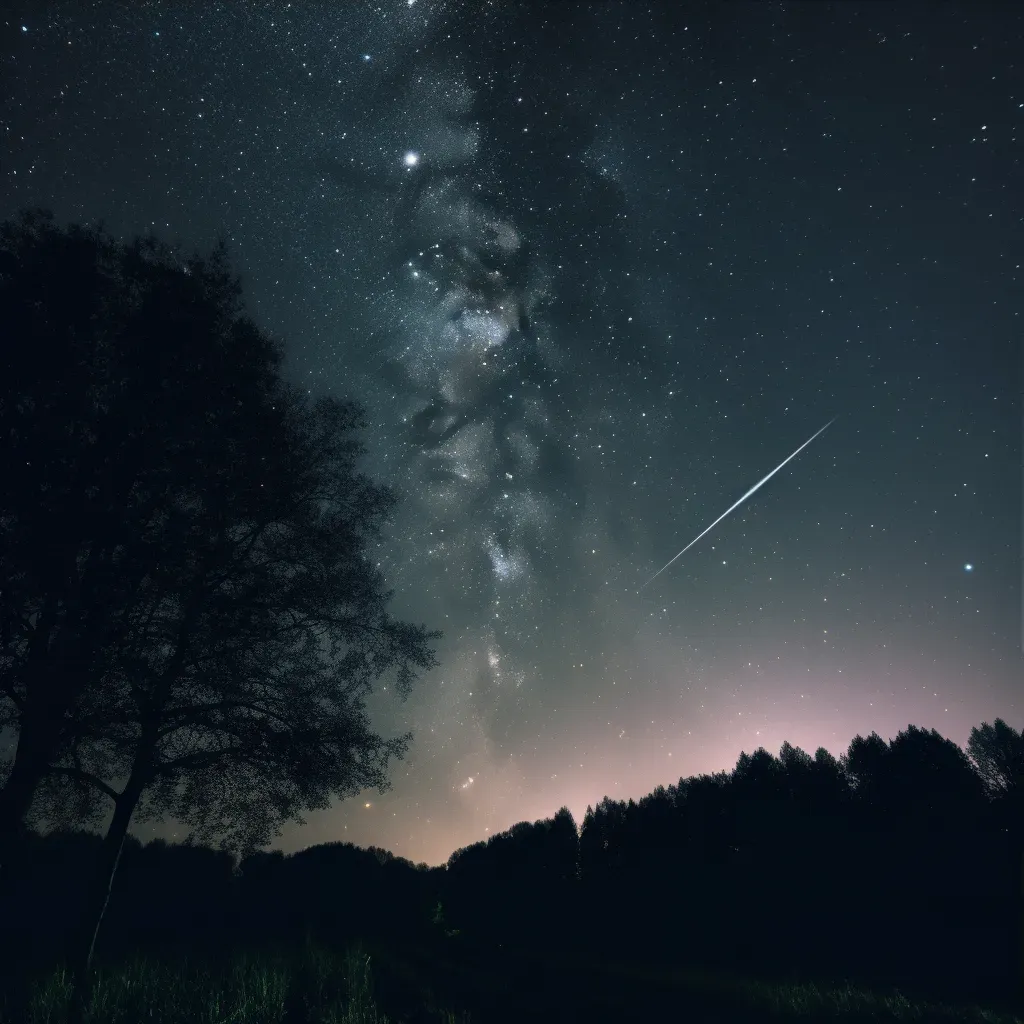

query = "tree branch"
[158,691,304,738]
[43,764,121,803]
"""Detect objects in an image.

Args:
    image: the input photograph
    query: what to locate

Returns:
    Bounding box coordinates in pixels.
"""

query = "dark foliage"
[0,210,439,998]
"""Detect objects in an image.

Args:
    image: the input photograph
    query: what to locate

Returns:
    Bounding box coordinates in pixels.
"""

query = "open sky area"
[2,0,1020,866]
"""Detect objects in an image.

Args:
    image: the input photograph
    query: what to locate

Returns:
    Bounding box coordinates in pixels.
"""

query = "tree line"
[5,719,1022,1005]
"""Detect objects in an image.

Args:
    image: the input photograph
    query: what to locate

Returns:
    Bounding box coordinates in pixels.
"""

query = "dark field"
[2,936,1021,1024]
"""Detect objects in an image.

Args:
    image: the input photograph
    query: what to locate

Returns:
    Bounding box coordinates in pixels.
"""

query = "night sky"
[3,1,1020,867]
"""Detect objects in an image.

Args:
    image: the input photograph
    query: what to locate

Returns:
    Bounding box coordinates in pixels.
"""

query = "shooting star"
[641,417,836,591]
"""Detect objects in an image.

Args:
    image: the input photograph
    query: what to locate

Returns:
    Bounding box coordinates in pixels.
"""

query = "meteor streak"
[641,417,836,591]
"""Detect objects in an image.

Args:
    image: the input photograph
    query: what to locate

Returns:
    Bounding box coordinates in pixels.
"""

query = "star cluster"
[2,1,1019,866]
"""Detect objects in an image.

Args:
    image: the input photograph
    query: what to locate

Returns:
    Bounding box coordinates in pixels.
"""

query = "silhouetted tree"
[968,719,1024,998]
[0,210,185,881]
[0,208,316,869]
[841,731,892,813]
[969,719,1024,801]
[888,725,986,820]
[0,211,440,1012]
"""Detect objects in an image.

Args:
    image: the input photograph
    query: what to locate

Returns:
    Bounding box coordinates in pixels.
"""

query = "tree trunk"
[65,762,149,1024]
[0,598,100,891]
[0,712,57,891]
[63,599,196,1023]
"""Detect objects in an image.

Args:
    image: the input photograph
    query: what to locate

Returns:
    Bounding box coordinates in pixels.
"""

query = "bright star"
[964,563,973,572]
[404,151,419,167]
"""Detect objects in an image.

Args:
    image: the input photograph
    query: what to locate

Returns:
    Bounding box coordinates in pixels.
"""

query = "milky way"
[348,45,645,841]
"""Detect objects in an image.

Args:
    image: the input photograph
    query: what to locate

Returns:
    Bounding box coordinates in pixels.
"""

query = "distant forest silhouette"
[4,718,1023,1007]
[0,211,1021,1015]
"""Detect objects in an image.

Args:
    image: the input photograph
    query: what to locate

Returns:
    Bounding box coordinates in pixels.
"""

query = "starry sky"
[2,1,1021,867]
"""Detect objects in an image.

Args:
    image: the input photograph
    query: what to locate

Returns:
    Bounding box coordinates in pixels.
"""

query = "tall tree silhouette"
[968,719,1024,999]
[968,719,1024,801]
[841,731,892,814]
[0,210,439,1010]
[0,208,214,881]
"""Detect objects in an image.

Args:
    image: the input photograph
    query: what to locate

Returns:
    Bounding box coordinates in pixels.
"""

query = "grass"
[582,956,1024,1023]
[0,936,1019,1024]
[0,939,471,1024]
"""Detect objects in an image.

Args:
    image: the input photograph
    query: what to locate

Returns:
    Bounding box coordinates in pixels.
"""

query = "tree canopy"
[0,209,440,989]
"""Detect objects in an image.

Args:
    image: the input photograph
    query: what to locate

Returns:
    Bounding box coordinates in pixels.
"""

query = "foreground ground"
[0,938,1019,1024]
